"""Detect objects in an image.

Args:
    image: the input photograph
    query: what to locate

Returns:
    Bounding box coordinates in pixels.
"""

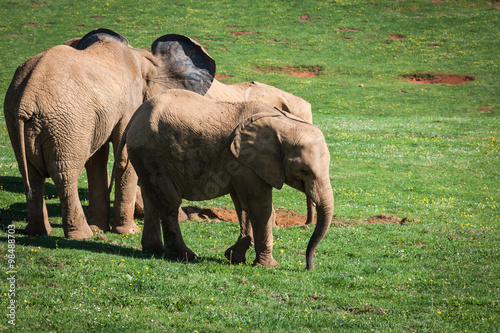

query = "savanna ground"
[0,0,499,332]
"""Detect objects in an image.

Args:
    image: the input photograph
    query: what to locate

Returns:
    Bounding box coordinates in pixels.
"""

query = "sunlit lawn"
[0,0,499,332]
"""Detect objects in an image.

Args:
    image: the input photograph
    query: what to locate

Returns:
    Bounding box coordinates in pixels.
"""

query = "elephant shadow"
[0,176,226,264]
[0,234,227,264]
[0,175,90,227]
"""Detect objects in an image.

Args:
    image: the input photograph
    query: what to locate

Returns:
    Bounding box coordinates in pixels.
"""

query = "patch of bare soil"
[389,34,405,40]
[182,206,307,227]
[253,65,322,77]
[182,207,419,228]
[403,73,475,85]
[226,26,258,37]
[299,14,313,22]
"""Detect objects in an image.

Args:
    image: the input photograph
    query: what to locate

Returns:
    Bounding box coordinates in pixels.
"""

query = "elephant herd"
[4,29,333,270]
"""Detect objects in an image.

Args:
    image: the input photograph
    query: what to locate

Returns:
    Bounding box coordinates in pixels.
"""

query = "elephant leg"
[23,166,51,236]
[134,185,144,218]
[225,190,253,264]
[232,176,278,267]
[53,170,93,240]
[161,203,197,261]
[141,190,165,254]
[85,144,110,233]
[112,158,140,234]
[248,194,278,267]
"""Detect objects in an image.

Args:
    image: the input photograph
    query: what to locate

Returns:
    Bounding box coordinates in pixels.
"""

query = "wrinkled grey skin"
[117,89,334,270]
[4,29,215,239]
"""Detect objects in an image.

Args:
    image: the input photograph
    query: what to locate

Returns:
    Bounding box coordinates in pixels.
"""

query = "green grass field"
[1,0,499,332]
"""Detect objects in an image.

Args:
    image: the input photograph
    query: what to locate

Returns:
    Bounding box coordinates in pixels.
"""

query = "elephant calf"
[117,90,334,270]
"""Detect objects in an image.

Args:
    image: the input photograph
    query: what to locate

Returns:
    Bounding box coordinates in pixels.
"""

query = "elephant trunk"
[305,182,334,270]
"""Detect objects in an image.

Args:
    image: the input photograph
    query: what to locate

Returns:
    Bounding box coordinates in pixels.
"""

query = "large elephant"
[206,79,315,225]
[117,89,334,270]
[205,79,313,123]
[3,29,215,240]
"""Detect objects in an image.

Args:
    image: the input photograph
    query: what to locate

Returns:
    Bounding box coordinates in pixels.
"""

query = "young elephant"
[133,79,317,224]
[118,89,334,270]
[4,29,215,239]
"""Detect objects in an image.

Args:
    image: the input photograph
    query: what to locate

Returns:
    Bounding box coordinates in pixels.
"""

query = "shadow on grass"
[0,175,91,226]
[0,233,227,265]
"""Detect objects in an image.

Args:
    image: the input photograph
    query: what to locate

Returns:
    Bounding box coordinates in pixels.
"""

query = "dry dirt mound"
[182,207,419,228]
[403,73,474,85]
[183,206,308,227]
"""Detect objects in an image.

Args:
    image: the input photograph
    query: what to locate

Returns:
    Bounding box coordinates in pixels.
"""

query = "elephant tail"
[17,118,32,201]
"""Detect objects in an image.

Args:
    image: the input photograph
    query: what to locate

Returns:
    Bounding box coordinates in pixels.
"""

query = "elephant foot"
[224,236,252,264]
[165,247,198,262]
[24,221,52,236]
[89,221,110,233]
[65,224,94,240]
[142,243,166,254]
[252,256,279,268]
[224,246,248,264]
[112,222,141,235]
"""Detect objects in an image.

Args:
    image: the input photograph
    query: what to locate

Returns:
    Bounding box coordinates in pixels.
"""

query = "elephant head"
[231,109,334,270]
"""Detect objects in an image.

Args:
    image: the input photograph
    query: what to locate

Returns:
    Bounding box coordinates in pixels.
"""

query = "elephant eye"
[300,169,309,176]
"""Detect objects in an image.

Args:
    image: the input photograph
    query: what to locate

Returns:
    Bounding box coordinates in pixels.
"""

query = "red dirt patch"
[403,73,475,85]
[253,65,322,77]
[366,213,401,224]
[225,26,258,37]
[215,74,232,79]
[182,207,418,228]
[299,14,313,22]
[389,34,405,40]
[183,206,308,228]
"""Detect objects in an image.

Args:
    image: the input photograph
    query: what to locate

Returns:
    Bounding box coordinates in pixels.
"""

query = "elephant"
[3,28,215,240]
[206,79,315,224]
[132,78,317,224]
[205,79,313,123]
[116,89,334,270]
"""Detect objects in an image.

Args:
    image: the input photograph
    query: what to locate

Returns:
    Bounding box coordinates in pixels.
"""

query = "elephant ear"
[64,37,81,48]
[76,28,129,50]
[230,113,285,189]
[151,34,216,96]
